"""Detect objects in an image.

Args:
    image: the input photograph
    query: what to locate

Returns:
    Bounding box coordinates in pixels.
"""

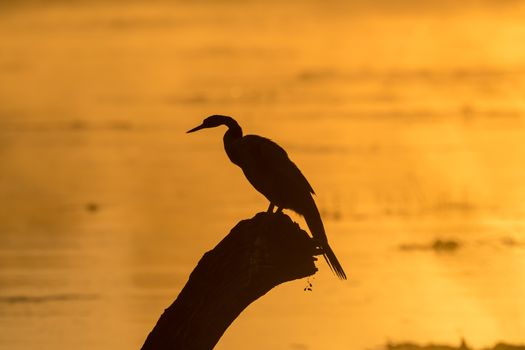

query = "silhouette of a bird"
[187,115,346,279]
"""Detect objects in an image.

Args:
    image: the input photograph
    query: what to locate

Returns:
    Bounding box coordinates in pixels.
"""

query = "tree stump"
[141,211,318,350]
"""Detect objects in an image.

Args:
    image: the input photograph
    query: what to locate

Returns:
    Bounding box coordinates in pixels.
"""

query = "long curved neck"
[223,117,242,140]
[222,117,243,164]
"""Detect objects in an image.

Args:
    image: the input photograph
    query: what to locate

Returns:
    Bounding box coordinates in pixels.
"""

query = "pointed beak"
[186,124,206,133]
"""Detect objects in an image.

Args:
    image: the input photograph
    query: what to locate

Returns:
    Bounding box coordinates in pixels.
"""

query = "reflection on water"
[1,1,525,349]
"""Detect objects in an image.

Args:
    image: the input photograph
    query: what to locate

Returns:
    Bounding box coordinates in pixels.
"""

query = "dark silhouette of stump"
[141,212,318,350]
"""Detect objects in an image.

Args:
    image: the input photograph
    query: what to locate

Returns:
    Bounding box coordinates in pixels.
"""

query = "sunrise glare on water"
[1,1,525,349]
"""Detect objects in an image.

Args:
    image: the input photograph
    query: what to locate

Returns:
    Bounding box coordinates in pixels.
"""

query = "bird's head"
[187,115,232,133]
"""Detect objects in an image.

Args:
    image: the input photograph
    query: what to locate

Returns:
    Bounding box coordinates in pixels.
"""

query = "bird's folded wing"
[243,135,315,195]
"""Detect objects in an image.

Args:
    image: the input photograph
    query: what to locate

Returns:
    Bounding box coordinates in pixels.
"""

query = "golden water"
[1,2,525,349]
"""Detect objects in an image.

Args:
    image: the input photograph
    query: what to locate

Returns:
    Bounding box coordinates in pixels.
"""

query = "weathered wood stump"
[141,211,318,350]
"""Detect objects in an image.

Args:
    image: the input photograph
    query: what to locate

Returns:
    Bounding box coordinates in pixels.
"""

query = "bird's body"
[226,134,314,210]
[188,115,346,279]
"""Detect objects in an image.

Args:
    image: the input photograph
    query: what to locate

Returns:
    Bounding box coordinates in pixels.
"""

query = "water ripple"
[0,293,99,304]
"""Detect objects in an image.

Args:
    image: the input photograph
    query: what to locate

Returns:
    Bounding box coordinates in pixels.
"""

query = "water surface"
[1,2,525,349]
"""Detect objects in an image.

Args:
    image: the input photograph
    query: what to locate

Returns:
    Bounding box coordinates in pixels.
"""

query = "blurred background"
[1,1,525,349]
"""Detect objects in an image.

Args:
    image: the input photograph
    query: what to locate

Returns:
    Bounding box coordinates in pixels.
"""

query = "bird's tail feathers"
[322,245,347,280]
[303,198,347,280]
